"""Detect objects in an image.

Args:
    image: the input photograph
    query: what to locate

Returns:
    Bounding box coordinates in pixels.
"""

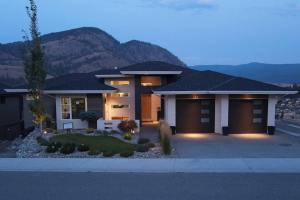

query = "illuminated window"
[110,80,130,85]
[253,118,262,123]
[111,92,130,97]
[253,100,263,105]
[201,118,210,123]
[111,104,130,109]
[61,97,86,119]
[141,76,161,86]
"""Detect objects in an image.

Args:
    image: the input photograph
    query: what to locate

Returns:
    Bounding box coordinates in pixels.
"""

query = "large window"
[61,97,86,119]
[111,104,130,109]
[111,92,130,98]
[141,76,161,86]
[110,80,130,86]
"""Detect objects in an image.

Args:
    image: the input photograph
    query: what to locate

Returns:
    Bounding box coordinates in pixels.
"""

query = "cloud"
[144,0,217,11]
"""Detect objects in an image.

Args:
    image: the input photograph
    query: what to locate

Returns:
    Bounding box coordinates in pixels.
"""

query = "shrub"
[118,120,137,133]
[123,133,132,140]
[96,130,102,134]
[161,137,171,155]
[102,130,110,136]
[88,149,100,156]
[60,143,76,154]
[86,128,95,134]
[110,130,119,135]
[136,145,149,152]
[120,151,134,157]
[77,144,90,152]
[103,151,115,157]
[79,111,100,122]
[138,138,150,144]
[46,145,58,153]
[37,136,49,146]
[147,143,156,148]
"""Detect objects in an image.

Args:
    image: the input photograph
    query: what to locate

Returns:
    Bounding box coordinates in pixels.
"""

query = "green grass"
[50,134,136,154]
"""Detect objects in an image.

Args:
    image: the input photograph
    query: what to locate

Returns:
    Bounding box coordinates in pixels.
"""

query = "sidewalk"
[1,158,300,173]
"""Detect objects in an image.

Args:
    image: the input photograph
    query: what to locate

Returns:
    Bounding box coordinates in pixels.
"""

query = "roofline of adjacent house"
[5,89,116,94]
[153,90,298,95]
[119,71,182,75]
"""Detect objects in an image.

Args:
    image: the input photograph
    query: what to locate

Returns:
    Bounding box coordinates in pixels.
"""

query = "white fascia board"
[4,89,28,93]
[44,90,116,94]
[153,90,298,95]
[95,75,127,78]
[120,71,182,75]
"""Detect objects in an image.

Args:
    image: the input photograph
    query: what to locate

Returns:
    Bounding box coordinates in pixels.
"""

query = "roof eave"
[120,71,182,75]
[153,90,298,95]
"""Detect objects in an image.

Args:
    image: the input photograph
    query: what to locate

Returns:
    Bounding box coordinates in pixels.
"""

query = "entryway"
[141,94,161,125]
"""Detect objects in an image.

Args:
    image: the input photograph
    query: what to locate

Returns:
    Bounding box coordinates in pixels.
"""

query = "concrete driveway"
[172,132,300,158]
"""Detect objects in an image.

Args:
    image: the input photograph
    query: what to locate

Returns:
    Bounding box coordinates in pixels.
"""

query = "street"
[0,172,300,200]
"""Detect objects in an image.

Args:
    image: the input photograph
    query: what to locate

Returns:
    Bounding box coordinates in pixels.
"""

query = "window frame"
[61,96,87,120]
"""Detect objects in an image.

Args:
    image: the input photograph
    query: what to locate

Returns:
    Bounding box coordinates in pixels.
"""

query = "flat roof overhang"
[120,71,182,75]
[5,89,117,94]
[153,90,299,95]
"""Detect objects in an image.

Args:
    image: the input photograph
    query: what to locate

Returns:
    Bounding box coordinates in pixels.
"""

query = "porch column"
[215,94,229,135]
[164,95,176,134]
[267,95,278,135]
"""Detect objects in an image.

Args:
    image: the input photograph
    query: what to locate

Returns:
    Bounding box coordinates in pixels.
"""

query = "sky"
[0,0,300,66]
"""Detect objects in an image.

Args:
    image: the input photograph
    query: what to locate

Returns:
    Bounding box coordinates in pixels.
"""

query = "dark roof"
[91,68,121,75]
[120,61,185,72]
[44,73,116,91]
[0,82,9,94]
[154,70,291,92]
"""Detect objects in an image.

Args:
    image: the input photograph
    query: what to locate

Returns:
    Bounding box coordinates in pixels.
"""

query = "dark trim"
[229,94,268,99]
[222,126,229,136]
[170,126,176,135]
[176,94,215,100]
[134,76,141,120]
[268,126,275,135]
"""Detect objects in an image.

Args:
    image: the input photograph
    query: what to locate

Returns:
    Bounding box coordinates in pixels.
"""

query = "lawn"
[50,134,136,154]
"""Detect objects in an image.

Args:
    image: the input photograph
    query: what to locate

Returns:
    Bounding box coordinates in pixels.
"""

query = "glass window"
[111,92,130,98]
[61,97,71,119]
[141,76,162,86]
[111,104,130,109]
[110,80,130,85]
[201,100,211,105]
[253,118,262,123]
[253,109,262,114]
[201,118,210,123]
[71,98,86,119]
[253,100,263,105]
[201,109,210,114]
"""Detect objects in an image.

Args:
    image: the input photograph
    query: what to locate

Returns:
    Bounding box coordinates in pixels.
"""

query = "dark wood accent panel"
[134,76,141,120]
[87,94,103,118]
[176,99,215,133]
[229,99,268,133]
[141,94,152,122]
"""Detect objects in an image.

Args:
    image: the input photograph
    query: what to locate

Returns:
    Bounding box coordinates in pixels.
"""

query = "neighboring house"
[0,83,24,140]
[5,61,297,135]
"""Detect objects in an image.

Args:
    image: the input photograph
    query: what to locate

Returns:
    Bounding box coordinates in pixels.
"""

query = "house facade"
[5,61,297,135]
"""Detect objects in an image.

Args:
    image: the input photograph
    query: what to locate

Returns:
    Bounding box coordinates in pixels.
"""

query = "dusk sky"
[1,0,300,65]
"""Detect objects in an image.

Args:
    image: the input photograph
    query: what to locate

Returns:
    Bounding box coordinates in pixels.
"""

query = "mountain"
[0,27,185,86]
[191,62,300,84]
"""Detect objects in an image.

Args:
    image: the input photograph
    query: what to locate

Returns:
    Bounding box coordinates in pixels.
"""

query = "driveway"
[172,132,300,158]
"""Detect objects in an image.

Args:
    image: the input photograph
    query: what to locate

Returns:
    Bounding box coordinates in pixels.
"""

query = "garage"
[228,96,268,134]
[176,97,215,133]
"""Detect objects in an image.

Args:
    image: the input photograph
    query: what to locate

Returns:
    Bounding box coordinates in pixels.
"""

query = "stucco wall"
[267,95,278,127]
[164,95,176,126]
[214,94,229,134]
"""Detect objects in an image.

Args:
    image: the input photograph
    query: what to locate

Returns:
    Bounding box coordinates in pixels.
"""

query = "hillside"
[0,27,185,86]
[192,62,300,84]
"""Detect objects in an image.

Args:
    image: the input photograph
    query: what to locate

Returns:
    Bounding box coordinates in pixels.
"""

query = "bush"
[60,143,76,154]
[77,144,90,152]
[161,137,171,155]
[102,130,110,136]
[147,143,155,148]
[138,138,150,144]
[123,133,132,140]
[136,145,149,152]
[118,120,137,133]
[120,151,134,157]
[37,136,49,146]
[46,145,58,153]
[86,128,95,134]
[103,151,115,157]
[79,111,100,122]
[88,149,100,156]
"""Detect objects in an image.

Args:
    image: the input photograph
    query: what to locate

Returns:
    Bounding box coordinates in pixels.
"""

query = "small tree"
[23,0,47,133]
[79,111,100,128]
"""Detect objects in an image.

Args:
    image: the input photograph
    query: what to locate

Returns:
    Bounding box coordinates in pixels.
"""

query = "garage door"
[229,99,267,134]
[176,99,215,133]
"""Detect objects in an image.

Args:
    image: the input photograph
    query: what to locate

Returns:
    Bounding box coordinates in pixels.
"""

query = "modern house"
[5,61,297,135]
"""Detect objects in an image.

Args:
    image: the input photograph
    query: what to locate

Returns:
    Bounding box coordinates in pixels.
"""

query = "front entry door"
[141,94,152,122]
